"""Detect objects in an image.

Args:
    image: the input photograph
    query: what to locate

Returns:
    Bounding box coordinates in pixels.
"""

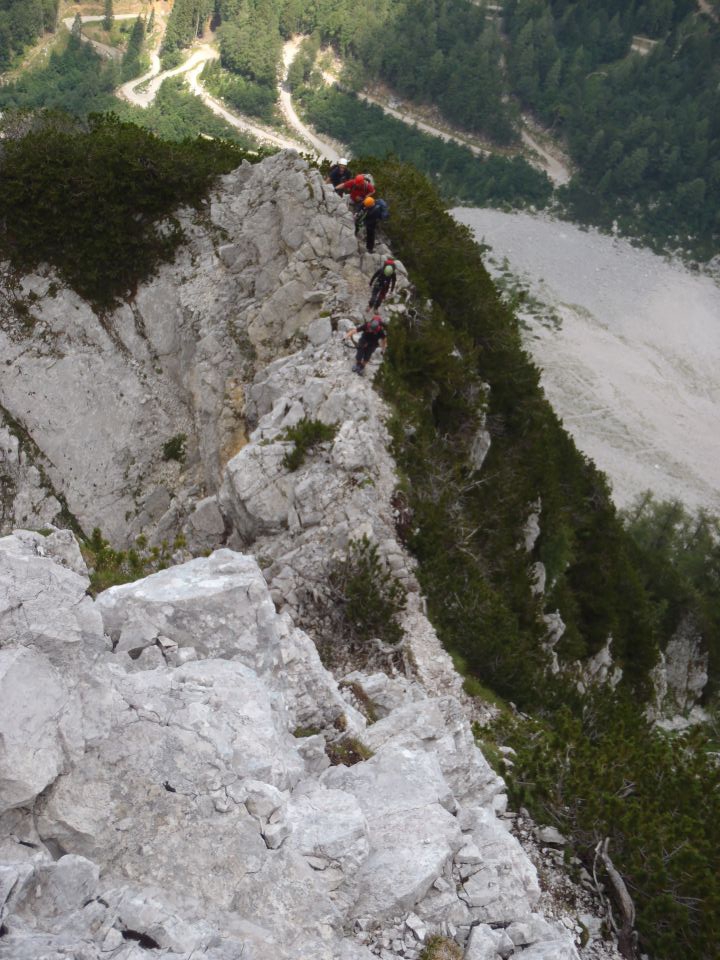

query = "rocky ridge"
[0,152,622,960]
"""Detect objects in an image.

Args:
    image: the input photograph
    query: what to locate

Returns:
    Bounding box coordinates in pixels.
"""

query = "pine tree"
[122,15,145,81]
[71,12,83,39]
[147,6,155,34]
[103,0,113,33]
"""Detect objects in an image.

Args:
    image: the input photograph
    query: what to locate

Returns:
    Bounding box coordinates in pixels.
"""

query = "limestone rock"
[0,531,106,673]
[0,647,83,813]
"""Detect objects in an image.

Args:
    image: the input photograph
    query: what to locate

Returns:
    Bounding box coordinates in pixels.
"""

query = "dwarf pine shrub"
[0,112,264,308]
[330,535,406,647]
[281,417,336,471]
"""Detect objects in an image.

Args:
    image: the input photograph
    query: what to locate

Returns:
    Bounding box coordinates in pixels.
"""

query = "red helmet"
[354,174,365,185]
[384,258,395,264]
[368,315,383,333]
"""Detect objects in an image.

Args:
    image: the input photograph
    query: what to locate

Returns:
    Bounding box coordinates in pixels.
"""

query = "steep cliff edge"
[0,152,362,544]
[0,152,623,960]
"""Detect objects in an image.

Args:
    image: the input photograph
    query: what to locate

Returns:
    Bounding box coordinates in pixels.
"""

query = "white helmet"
[338,157,348,166]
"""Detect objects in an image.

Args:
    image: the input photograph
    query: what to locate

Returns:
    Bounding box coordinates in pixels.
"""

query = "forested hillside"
[158,0,720,255]
[503,0,720,255]
[0,0,58,69]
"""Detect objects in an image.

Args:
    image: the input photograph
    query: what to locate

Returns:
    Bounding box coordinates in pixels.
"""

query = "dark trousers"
[369,279,390,308]
[355,335,379,366]
[365,220,376,252]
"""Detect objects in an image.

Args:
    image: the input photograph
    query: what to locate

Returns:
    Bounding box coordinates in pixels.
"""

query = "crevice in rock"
[16,840,36,849]
[163,781,177,793]
[43,838,68,861]
[120,929,161,949]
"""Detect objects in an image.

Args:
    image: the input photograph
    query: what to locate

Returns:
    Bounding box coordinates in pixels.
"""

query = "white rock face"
[0,646,82,813]
[0,153,362,544]
[648,615,709,725]
[0,152,604,960]
[0,527,584,960]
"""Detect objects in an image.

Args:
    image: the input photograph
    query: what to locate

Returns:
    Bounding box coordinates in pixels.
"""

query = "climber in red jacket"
[337,173,375,211]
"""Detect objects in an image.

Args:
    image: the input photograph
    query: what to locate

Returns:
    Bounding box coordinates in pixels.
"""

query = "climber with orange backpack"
[355,195,391,252]
[343,314,387,375]
[368,258,397,308]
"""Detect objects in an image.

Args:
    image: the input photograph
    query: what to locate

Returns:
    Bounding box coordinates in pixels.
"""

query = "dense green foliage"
[367,155,719,958]
[0,114,263,307]
[0,32,118,116]
[303,86,552,209]
[121,15,146,83]
[161,0,214,54]
[623,494,720,693]
[128,76,259,146]
[503,0,720,255]
[0,0,58,70]
[367,155,656,701]
[202,60,278,122]
[501,698,720,960]
[343,0,516,145]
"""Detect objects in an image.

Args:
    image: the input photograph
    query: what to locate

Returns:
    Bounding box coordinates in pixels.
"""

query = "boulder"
[0,646,83,813]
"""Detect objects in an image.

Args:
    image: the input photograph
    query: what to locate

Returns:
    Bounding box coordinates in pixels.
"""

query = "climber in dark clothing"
[343,315,387,375]
[354,196,384,253]
[326,157,352,188]
[368,259,397,309]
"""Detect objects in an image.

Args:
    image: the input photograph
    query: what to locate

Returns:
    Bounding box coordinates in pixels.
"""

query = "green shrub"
[82,527,175,595]
[325,736,373,766]
[500,697,720,960]
[162,433,187,463]
[419,936,463,960]
[281,417,336,471]
[330,535,406,647]
[293,726,321,738]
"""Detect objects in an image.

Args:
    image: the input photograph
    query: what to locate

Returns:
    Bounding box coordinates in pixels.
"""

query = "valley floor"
[453,206,720,513]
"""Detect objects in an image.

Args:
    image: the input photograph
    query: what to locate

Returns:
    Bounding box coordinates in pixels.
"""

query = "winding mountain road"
[279,39,339,160]
[184,55,306,151]
[61,13,140,61]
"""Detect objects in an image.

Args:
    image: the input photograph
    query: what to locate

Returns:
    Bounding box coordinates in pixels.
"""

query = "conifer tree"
[103,0,113,33]
[122,15,145,82]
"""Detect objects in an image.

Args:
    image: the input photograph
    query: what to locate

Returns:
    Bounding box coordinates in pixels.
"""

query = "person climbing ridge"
[354,196,388,253]
[326,157,352,189]
[354,195,375,235]
[337,172,375,212]
[344,314,387,375]
[368,258,397,309]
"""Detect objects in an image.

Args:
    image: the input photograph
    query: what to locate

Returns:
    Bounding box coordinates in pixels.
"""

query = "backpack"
[375,198,390,221]
[363,173,375,187]
[366,316,384,335]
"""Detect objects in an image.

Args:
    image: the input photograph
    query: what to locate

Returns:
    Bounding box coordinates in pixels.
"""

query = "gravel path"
[280,39,341,160]
[453,206,720,513]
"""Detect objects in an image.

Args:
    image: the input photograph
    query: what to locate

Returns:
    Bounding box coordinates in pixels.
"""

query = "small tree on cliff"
[103,0,113,32]
[121,16,146,82]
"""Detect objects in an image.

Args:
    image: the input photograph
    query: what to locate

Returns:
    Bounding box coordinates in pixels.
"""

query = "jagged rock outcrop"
[0,152,367,544]
[0,530,587,960]
[0,151,621,960]
[648,615,709,729]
